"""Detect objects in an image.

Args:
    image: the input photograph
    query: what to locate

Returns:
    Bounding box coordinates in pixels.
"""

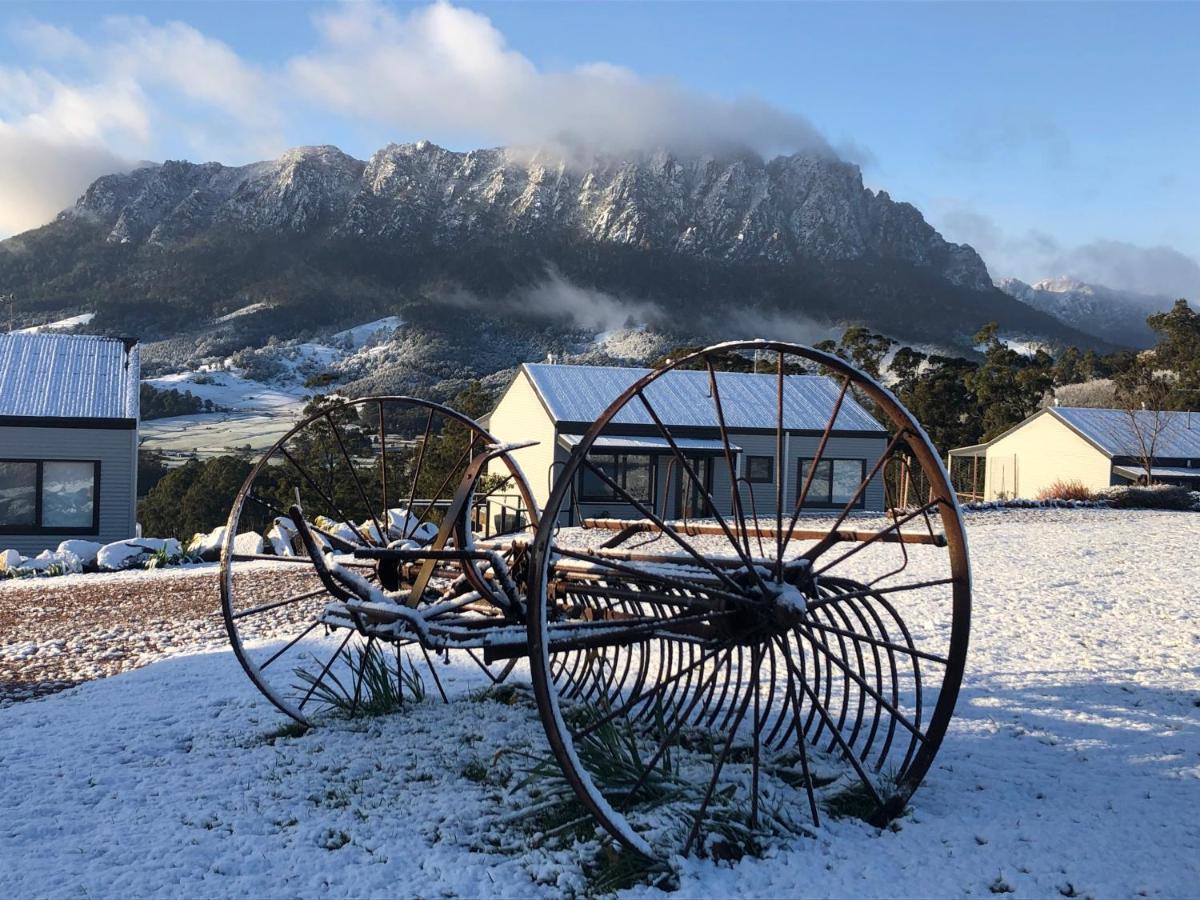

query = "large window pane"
[831,459,865,505]
[42,461,96,528]
[580,453,618,501]
[0,462,37,527]
[622,455,654,503]
[799,459,832,503]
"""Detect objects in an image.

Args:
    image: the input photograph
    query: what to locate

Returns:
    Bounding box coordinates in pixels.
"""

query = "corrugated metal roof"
[0,333,139,420]
[524,364,884,433]
[1053,407,1200,458]
[1113,464,1200,480]
[558,434,741,452]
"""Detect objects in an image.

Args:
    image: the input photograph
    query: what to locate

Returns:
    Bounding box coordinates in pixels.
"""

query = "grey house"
[0,333,140,555]
[485,363,888,526]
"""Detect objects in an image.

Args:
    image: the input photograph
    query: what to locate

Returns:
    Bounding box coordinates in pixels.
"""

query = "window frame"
[745,455,774,484]
[0,458,101,535]
[578,452,657,505]
[795,457,867,509]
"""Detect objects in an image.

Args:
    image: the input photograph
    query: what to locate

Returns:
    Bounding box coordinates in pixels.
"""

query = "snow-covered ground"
[140,317,405,457]
[15,312,96,333]
[1,509,1197,897]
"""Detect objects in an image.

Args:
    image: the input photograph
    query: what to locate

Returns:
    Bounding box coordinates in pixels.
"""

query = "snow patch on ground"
[214,303,273,323]
[16,312,96,333]
[0,510,1197,896]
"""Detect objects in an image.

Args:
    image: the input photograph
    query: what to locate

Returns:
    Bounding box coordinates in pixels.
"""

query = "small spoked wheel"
[526,340,970,860]
[220,396,537,725]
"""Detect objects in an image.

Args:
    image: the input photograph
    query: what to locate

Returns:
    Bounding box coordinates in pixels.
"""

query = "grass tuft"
[293,640,424,718]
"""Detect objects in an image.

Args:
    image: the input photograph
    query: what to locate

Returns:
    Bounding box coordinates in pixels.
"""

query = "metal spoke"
[774,351,786,581]
[419,644,449,703]
[813,499,943,575]
[377,400,390,520]
[404,406,435,536]
[325,413,386,546]
[298,629,355,710]
[801,617,948,665]
[634,390,762,578]
[579,457,746,594]
[280,446,364,543]
[704,359,756,570]
[259,621,322,671]
[232,586,329,620]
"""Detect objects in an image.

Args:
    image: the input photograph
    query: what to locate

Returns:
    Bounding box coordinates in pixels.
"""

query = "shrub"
[1100,484,1197,510]
[1035,479,1095,502]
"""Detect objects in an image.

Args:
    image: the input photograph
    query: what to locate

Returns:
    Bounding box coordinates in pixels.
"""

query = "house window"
[746,455,774,484]
[0,460,99,533]
[797,458,867,508]
[580,453,655,503]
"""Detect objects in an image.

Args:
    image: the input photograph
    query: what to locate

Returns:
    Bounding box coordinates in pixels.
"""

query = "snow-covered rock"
[56,540,102,569]
[385,508,438,544]
[314,516,358,547]
[232,532,264,556]
[96,541,154,571]
[0,549,24,572]
[186,526,226,562]
[267,517,299,556]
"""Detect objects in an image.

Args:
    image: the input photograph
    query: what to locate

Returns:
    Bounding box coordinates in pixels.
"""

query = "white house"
[483,363,888,527]
[948,406,1200,500]
[0,333,140,555]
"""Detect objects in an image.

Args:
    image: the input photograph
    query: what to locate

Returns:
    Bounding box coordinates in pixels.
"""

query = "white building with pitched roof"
[948,406,1200,500]
[484,362,889,527]
[0,333,140,554]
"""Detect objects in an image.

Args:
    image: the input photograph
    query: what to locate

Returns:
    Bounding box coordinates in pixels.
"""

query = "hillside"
[0,142,1103,367]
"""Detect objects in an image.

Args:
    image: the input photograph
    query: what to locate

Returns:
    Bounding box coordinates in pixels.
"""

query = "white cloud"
[288,1,832,158]
[937,207,1200,300]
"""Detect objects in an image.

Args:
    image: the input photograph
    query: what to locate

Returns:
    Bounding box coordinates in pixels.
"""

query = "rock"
[314,516,358,547]
[57,540,103,569]
[186,526,226,562]
[0,549,24,572]
[385,508,438,544]
[232,532,264,556]
[96,541,153,571]
[267,517,299,556]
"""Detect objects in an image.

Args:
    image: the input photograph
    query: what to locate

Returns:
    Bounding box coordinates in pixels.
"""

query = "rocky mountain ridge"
[996,276,1172,348]
[71,142,990,291]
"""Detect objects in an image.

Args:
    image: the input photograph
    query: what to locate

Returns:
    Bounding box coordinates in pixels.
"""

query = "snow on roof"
[522,363,884,433]
[0,332,139,420]
[1052,407,1200,459]
[1113,464,1200,481]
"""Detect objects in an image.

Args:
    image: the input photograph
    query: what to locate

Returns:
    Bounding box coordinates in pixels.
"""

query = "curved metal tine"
[683,664,757,857]
[552,547,746,607]
[779,376,851,564]
[738,477,765,557]
[578,458,744,594]
[778,643,885,809]
[800,427,912,566]
[703,359,758,569]
[772,635,820,825]
[634,389,761,576]
[802,617,949,666]
[618,646,735,811]
[279,446,369,547]
[571,640,736,742]
[325,412,387,546]
[794,625,926,744]
[774,350,786,580]
[813,498,943,577]
[869,456,912,587]
[750,642,763,829]
[231,586,329,620]
[804,576,956,614]
[298,629,355,710]
[399,406,436,538]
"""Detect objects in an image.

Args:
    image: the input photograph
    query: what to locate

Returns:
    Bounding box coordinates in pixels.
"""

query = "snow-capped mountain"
[997,276,1172,347]
[1,141,1104,365]
[71,142,989,289]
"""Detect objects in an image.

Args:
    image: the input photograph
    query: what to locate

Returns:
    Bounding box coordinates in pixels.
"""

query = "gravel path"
[0,565,309,706]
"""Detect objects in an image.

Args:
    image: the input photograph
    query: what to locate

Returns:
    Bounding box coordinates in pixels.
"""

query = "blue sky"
[1,1,1197,297]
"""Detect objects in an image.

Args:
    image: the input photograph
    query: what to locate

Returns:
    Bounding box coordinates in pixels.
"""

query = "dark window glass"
[579,453,654,503]
[0,462,37,527]
[746,455,774,483]
[43,461,96,528]
[797,458,866,507]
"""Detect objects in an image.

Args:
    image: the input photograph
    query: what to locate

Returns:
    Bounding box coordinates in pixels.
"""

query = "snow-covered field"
[1,509,1197,898]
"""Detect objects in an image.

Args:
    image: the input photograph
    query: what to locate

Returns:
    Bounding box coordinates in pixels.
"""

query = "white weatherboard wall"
[484,371,559,525]
[983,412,1112,500]
[0,426,137,555]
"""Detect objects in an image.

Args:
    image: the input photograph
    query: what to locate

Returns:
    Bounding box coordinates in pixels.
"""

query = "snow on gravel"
[1,509,1198,898]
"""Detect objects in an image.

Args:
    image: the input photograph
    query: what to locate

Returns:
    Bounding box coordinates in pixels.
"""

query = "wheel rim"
[220,396,537,725]
[526,340,971,859]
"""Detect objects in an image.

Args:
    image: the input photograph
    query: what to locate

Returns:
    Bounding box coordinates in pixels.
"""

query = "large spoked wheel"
[220,396,537,725]
[526,340,970,860]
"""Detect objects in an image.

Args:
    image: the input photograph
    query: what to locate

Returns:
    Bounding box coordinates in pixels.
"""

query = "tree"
[1112,356,1180,485]
[137,456,254,540]
[965,323,1053,440]
[836,326,895,381]
[1145,299,1200,405]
